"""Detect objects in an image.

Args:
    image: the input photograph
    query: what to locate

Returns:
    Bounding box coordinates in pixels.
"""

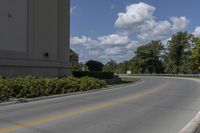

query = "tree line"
[70,32,200,74]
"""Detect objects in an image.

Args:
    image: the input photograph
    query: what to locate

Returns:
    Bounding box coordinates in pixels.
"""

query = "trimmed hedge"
[0,76,106,102]
[73,71,114,79]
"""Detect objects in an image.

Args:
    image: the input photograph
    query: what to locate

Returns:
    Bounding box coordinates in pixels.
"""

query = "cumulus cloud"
[115,2,155,29]
[70,36,93,45]
[136,17,189,43]
[193,26,200,37]
[105,47,124,55]
[170,16,190,33]
[70,34,136,49]
[162,37,171,46]
[115,2,189,43]
[98,34,132,46]
[70,36,96,46]
[137,20,172,42]
[70,34,138,62]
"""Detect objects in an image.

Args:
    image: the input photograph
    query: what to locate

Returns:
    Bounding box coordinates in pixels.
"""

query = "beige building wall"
[0,0,71,77]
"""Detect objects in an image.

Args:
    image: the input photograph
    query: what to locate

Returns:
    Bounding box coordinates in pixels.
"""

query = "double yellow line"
[0,80,172,133]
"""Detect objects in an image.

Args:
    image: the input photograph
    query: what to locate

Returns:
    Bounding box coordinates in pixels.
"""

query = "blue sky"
[70,0,200,63]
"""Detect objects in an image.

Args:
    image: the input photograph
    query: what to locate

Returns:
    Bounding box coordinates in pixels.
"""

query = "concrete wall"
[0,0,71,77]
[0,0,27,52]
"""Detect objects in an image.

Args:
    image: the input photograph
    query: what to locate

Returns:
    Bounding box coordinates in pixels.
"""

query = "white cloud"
[105,47,126,55]
[114,2,189,43]
[193,26,200,37]
[70,36,97,46]
[125,41,139,49]
[162,37,171,46]
[70,36,89,45]
[98,34,132,46]
[170,16,189,33]
[115,2,155,29]
[70,34,136,49]
[70,34,139,62]
[137,20,172,42]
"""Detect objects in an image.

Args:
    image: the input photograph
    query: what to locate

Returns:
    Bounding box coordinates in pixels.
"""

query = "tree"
[103,60,117,72]
[165,32,193,74]
[115,40,165,74]
[133,40,165,73]
[85,60,104,71]
[190,38,200,73]
[79,62,89,71]
[69,49,81,70]
[116,61,132,74]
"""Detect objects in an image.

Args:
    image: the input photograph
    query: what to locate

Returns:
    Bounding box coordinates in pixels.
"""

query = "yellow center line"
[0,80,172,133]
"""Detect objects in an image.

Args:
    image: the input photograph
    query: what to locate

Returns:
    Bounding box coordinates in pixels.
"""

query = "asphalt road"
[0,77,200,133]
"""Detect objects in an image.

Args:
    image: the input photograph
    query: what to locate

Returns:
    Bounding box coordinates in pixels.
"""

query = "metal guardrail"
[118,74,200,78]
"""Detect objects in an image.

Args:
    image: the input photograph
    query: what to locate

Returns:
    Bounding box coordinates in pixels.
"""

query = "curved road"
[0,77,200,133]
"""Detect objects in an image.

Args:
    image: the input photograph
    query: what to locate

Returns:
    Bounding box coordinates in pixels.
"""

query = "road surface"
[0,77,200,133]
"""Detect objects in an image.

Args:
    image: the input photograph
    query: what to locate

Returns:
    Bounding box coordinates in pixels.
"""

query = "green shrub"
[9,76,47,98]
[0,77,11,101]
[0,76,106,102]
[73,71,114,79]
[79,77,106,91]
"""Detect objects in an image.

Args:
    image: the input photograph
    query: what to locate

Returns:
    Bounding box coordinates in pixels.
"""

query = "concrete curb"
[179,112,200,133]
[0,79,143,107]
[178,77,200,133]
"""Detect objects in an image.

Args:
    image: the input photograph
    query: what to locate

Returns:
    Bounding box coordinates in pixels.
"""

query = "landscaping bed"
[0,76,106,102]
[0,75,140,103]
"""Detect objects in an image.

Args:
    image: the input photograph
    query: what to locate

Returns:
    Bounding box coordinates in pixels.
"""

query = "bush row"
[0,76,106,102]
[73,71,114,79]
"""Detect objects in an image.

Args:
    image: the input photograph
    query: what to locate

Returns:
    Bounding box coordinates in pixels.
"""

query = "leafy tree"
[85,60,104,71]
[165,32,193,74]
[103,60,117,72]
[129,57,142,74]
[114,32,200,74]
[133,40,165,73]
[69,49,81,70]
[79,62,89,71]
[115,40,165,74]
[115,61,132,74]
[190,38,200,73]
